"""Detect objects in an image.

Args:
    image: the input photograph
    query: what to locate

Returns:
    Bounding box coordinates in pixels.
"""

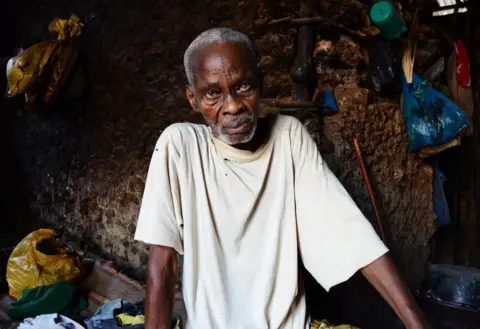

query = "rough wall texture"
[3,0,435,287]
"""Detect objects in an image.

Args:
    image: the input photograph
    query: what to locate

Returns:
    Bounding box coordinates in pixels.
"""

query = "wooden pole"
[353,138,386,241]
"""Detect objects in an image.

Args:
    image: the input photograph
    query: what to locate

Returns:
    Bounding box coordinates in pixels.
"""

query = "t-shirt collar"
[210,130,270,163]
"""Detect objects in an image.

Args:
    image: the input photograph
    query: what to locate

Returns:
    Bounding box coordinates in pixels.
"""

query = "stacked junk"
[2,0,480,328]
[0,229,184,329]
[259,0,480,322]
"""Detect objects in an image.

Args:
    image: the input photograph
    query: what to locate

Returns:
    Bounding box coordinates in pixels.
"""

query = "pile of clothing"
[84,299,181,329]
[11,297,182,329]
[0,229,182,329]
[18,314,84,329]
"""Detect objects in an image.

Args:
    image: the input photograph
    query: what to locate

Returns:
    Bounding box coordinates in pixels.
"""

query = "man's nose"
[223,94,246,116]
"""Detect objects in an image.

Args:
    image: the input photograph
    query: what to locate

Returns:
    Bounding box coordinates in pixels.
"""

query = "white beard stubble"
[207,115,257,146]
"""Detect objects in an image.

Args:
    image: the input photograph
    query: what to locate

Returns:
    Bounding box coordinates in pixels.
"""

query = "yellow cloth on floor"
[116,314,145,325]
[173,318,181,329]
[311,319,360,329]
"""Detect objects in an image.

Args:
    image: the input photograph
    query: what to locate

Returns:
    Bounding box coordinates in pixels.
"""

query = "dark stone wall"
[3,0,435,288]
[0,1,26,247]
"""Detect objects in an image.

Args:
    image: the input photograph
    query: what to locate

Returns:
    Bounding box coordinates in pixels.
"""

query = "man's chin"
[210,119,258,146]
[228,135,253,145]
[218,128,256,146]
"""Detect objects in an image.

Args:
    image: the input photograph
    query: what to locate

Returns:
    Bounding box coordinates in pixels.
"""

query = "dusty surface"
[2,0,436,292]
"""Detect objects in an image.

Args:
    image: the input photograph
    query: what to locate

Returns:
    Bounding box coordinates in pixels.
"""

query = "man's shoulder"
[272,114,305,137]
[271,114,318,158]
[161,122,207,137]
[156,122,209,150]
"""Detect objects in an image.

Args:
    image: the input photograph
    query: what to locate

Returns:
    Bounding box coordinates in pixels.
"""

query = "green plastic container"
[370,1,407,39]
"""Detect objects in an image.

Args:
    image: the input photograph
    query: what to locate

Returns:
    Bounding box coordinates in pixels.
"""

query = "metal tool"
[279,4,338,117]
[290,21,315,102]
[260,93,337,116]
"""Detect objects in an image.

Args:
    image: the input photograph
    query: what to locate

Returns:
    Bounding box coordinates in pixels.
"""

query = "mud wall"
[3,0,435,286]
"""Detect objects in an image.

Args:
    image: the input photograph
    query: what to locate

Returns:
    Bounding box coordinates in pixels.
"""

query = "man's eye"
[237,83,252,93]
[206,90,220,99]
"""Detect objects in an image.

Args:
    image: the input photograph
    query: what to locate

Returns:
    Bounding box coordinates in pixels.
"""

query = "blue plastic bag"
[401,73,470,151]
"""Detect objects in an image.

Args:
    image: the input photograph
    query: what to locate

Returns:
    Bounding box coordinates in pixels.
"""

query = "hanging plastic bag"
[401,72,470,152]
[6,229,84,299]
[6,41,61,97]
[368,40,402,94]
[401,46,470,152]
[5,13,83,99]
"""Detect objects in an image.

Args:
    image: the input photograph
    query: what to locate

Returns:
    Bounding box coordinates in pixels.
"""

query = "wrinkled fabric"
[18,314,85,329]
[116,314,144,325]
[9,283,87,320]
[85,300,145,329]
[135,115,388,329]
[85,300,126,329]
[92,319,143,329]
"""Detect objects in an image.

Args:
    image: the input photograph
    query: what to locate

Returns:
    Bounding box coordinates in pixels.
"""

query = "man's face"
[185,42,261,146]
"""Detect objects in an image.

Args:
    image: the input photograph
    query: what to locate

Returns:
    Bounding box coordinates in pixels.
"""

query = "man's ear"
[185,85,199,112]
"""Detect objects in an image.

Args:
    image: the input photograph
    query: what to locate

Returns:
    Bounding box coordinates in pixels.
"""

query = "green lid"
[370,1,395,25]
[369,0,407,39]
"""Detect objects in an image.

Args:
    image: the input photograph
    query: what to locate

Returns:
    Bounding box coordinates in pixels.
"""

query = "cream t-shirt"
[135,115,388,329]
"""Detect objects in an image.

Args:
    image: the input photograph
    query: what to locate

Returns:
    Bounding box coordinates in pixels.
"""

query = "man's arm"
[146,245,178,329]
[361,253,431,329]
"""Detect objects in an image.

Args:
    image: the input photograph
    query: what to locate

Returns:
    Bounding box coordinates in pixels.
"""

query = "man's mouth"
[210,116,257,145]
[224,121,252,134]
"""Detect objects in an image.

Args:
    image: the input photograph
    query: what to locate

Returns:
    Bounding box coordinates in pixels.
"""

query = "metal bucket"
[419,263,480,312]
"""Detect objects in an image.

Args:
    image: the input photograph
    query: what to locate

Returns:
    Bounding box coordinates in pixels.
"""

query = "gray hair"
[183,27,256,87]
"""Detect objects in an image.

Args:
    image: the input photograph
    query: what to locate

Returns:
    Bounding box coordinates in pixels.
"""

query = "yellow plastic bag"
[6,229,83,299]
[6,41,61,97]
[48,14,83,41]
[5,13,83,98]
[310,319,360,329]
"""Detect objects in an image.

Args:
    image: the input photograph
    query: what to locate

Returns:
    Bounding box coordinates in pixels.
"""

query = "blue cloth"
[322,91,338,113]
[85,300,139,329]
[433,164,451,227]
[93,319,143,329]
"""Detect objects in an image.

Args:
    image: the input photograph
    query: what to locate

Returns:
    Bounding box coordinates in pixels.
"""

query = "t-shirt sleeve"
[291,119,388,291]
[134,127,184,254]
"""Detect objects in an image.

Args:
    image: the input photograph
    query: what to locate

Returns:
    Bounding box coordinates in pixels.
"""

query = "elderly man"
[135,28,430,329]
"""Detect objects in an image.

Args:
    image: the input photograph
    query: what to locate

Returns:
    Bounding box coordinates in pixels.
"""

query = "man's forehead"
[193,42,254,74]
